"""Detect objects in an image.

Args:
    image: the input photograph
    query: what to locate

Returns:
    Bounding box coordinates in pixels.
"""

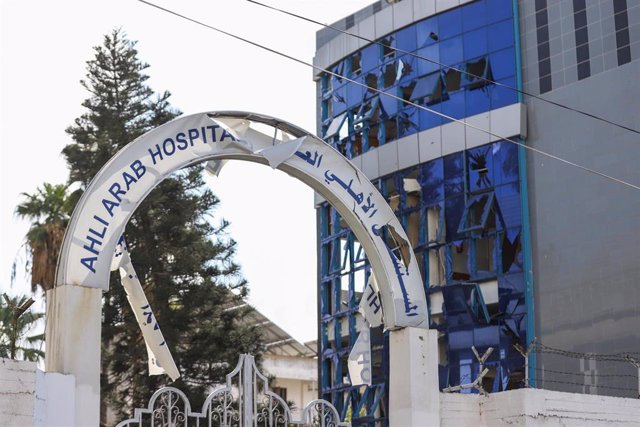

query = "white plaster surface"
[440,388,640,426]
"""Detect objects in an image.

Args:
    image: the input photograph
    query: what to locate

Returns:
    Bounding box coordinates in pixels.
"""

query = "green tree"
[61,29,263,418]
[15,183,72,293]
[0,294,44,362]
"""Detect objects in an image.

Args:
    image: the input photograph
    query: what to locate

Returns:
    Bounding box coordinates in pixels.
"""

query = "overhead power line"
[247,0,640,136]
[136,0,640,192]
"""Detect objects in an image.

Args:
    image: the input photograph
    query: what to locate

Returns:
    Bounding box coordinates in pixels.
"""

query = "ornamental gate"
[116,354,348,427]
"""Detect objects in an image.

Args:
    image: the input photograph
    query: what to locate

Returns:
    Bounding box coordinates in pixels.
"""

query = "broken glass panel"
[400,81,417,106]
[398,108,419,137]
[465,58,494,89]
[383,62,397,88]
[354,97,381,124]
[332,85,348,116]
[396,57,416,83]
[365,72,379,93]
[475,236,496,275]
[450,240,471,281]
[350,51,362,76]
[367,123,380,149]
[458,193,496,234]
[428,74,447,105]
[501,228,522,273]
[467,145,494,192]
[410,72,442,102]
[381,36,395,60]
[379,89,398,117]
[324,112,348,140]
[492,141,519,186]
[384,117,398,143]
[350,131,363,158]
[332,61,345,85]
[444,69,462,92]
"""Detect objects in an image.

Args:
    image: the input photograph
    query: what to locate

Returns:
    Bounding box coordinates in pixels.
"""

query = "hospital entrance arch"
[47,112,436,425]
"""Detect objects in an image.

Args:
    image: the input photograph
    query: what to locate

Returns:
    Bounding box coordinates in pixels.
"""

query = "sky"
[0,0,376,343]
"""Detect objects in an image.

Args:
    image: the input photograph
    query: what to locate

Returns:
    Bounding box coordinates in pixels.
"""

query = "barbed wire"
[532,367,637,379]
[531,341,640,364]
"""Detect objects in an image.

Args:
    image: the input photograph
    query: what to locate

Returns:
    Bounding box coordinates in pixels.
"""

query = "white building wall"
[263,354,317,419]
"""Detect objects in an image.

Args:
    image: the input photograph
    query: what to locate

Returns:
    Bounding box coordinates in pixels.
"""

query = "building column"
[389,327,440,426]
[45,285,102,426]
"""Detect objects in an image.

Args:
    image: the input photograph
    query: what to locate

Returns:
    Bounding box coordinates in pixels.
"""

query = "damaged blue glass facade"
[316,0,531,424]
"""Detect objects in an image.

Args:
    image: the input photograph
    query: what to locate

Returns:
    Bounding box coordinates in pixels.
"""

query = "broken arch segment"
[56,111,428,329]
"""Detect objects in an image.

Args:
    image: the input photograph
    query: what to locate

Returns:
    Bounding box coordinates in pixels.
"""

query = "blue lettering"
[207,125,219,142]
[102,198,119,217]
[162,138,175,156]
[148,144,163,165]
[130,160,146,179]
[83,234,102,256]
[108,182,125,203]
[188,128,199,145]
[122,171,137,191]
[200,126,208,143]
[81,257,97,273]
[176,132,188,150]
[88,226,107,239]
[94,215,109,226]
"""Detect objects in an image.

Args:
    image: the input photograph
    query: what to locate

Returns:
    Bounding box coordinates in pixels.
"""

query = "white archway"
[47,112,431,425]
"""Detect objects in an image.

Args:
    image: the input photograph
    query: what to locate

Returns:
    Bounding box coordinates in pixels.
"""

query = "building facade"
[313,0,640,424]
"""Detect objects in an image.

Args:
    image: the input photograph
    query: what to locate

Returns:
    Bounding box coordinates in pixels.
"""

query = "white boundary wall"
[1,358,74,427]
[441,388,640,426]
[2,356,640,426]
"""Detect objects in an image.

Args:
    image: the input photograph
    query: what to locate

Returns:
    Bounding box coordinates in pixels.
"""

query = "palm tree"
[0,294,44,361]
[15,183,73,293]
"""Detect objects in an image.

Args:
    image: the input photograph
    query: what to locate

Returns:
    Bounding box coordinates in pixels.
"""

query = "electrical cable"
[136,0,640,192]
[247,0,640,135]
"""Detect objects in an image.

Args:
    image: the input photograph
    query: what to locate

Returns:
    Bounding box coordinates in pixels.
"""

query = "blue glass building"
[314,0,640,424]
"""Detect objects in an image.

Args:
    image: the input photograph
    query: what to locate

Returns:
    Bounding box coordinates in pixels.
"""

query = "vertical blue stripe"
[512,0,537,387]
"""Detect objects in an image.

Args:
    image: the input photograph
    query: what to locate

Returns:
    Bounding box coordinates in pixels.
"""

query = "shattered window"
[384,117,397,143]
[365,72,378,93]
[458,193,497,234]
[381,36,395,60]
[467,145,494,192]
[444,68,462,92]
[450,240,470,281]
[398,108,419,137]
[465,58,493,90]
[501,229,522,273]
[354,97,381,124]
[401,80,417,105]
[396,58,415,82]
[410,72,447,105]
[324,112,348,140]
[350,52,362,76]
[383,62,397,88]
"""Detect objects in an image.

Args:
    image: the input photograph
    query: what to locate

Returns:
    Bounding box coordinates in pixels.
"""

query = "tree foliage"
[56,29,262,418]
[15,183,73,293]
[0,294,44,362]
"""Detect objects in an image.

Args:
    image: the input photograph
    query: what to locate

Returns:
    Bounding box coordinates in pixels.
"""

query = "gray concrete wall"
[519,0,640,397]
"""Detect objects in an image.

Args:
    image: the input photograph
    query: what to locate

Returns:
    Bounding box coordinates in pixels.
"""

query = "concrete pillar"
[389,327,440,426]
[45,285,102,426]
